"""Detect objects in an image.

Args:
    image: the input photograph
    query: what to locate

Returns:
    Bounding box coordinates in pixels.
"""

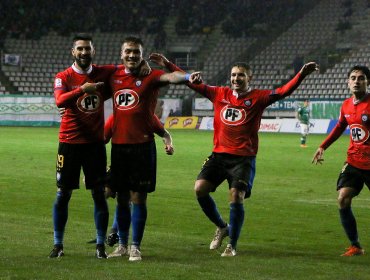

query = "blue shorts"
[110,141,157,193]
[337,162,370,196]
[197,152,256,198]
[56,142,107,190]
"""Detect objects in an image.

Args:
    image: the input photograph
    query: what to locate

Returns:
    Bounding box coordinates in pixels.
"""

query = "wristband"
[185,73,191,81]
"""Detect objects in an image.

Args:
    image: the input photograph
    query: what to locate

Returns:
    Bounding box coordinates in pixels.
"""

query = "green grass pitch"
[0,127,369,279]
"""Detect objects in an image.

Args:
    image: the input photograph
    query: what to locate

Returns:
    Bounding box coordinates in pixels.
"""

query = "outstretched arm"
[273,62,319,99]
[159,71,202,84]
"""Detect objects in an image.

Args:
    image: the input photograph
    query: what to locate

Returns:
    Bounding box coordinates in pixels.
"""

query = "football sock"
[197,195,227,228]
[339,207,361,248]
[111,212,118,233]
[300,136,306,145]
[92,190,109,245]
[131,203,147,247]
[229,202,245,249]
[116,203,131,245]
[53,190,72,245]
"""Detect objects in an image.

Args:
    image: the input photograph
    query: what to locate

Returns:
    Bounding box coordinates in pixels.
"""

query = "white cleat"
[210,224,229,250]
[221,244,236,257]
[108,244,129,258]
[129,245,142,261]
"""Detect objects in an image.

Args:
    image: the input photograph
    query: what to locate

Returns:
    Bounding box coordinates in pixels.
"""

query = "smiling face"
[348,70,368,98]
[71,40,95,70]
[230,66,251,93]
[121,41,143,71]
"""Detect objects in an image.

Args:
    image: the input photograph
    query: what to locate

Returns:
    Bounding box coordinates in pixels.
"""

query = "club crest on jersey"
[77,94,101,112]
[220,105,246,126]
[114,89,139,110]
[350,124,369,144]
[244,99,252,107]
[361,114,368,122]
[135,80,142,87]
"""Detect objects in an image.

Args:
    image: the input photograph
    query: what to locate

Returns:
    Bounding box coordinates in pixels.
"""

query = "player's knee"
[194,180,211,197]
[337,191,352,209]
[56,190,72,207]
[229,188,245,203]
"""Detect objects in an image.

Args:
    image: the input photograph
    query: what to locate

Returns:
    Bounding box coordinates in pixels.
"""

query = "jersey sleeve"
[104,114,114,144]
[54,73,84,107]
[152,115,165,137]
[268,72,304,105]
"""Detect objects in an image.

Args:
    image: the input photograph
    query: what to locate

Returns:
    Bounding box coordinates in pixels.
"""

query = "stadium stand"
[0,0,369,102]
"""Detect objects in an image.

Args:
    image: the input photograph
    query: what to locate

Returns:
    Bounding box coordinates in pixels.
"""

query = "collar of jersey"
[353,92,369,105]
[72,63,93,74]
[232,87,251,98]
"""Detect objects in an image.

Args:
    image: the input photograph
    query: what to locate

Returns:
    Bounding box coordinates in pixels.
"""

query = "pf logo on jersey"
[77,94,100,113]
[114,89,139,110]
[220,105,246,126]
[350,124,369,144]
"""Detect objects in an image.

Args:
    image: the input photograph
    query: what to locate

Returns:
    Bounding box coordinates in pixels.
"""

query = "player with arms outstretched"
[155,54,318,256]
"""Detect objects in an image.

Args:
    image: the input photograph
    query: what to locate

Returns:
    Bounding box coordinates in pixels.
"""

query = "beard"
[75,56,92,69]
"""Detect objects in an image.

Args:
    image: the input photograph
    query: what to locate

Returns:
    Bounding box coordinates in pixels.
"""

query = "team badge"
[361,114,368,122]
[350,124,369,144]
[114,89,139,110]
[220,105,246,126]
[76,94,101,113]
[136,80,142,87]
[244,99,252,107]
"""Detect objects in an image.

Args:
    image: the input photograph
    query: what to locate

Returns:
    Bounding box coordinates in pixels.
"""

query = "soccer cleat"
[340,245,365,257]
[129,245,142,261]
[300,144,307,148]
[48,245,64,258]
[221,244,236,257]
[106,232,119,247]
[108,244,129,258]
[96,244,108,259]
[210,224,229,250]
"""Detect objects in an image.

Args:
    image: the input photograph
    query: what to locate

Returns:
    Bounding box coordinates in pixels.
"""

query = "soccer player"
[155,54,318,256]
[103,113,174,250]
[108,36,201,261]
[49,34,149,259]
[296,99,310,147]
[312,65,370,257]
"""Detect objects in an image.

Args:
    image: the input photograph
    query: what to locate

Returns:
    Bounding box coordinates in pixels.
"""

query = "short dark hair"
[231,62,252,77]
[348,65,370,80]
[122,36,144,46]
[72,33,93,46]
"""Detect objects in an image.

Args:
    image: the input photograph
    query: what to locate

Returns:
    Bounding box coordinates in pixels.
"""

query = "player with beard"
[107,37,201,261]
[49,34,149,259]
[152,54,318,256]
[312,65,370,257]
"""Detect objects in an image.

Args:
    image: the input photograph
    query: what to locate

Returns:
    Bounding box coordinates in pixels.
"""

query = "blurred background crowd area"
[0,0,370,106]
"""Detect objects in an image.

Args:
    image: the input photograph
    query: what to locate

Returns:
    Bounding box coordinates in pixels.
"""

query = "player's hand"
[149,53,169,68]
[165,144,174,155]
[300,62,319,77]
[189,72,202,84]
[80,82,104,94]
[138,60,152,76]
[312,147,324,165]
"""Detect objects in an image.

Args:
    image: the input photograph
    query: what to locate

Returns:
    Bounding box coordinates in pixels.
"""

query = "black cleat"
[96,244,107,259]
[49,245,64,258]
[106,232,119,247]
